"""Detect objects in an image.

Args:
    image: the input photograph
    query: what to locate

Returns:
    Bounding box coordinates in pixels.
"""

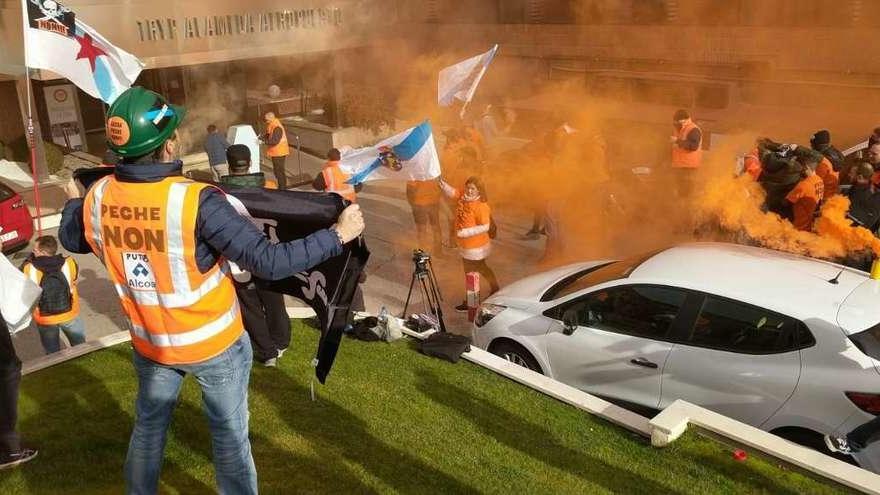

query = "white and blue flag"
[22,0,144,103]
[438,44,498,117]
[341,121,441,185]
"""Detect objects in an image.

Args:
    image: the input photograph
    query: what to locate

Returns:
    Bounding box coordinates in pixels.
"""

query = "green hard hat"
[105,86,186,157]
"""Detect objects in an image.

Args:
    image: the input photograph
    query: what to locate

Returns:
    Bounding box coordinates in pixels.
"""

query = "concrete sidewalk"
[8,167,546,364]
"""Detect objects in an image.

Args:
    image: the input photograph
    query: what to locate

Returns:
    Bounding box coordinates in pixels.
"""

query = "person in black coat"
[810,129,845,172]
[0,310,38,469]
[846,162,880,233]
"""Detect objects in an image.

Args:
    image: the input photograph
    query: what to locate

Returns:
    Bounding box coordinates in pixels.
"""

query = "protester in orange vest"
[406,176,443,254]
[743,147,762,180]
[785,160,824,231]
[440,176,499,312]
[312,148,358,202]
[670,109,702,198]
[21,235,85,355]
[815,157,839,198]
[262,111,290,190]
[59,87,364,494]
[461,124,487,162]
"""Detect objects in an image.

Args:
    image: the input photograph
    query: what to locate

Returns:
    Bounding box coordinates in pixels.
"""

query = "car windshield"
[0,183,13,202]
[541,249,665,301]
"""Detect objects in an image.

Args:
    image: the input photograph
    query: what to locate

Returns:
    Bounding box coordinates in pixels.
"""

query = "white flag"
[438,45,498,117]
[22,0,144,103]
[340,121,441,185]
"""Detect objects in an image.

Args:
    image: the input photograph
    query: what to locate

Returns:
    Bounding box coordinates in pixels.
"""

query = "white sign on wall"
[43,84,84,151]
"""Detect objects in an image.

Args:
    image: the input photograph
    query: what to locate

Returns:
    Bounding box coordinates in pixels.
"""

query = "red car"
[0,180,34,253]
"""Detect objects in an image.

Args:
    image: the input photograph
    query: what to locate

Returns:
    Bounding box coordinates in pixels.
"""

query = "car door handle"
[630,358,658,369]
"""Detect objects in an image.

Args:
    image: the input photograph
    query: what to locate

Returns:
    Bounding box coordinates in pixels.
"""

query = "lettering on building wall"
[136,7,342,42]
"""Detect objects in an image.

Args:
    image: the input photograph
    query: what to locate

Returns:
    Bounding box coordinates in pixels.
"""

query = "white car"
[473,242,880,471]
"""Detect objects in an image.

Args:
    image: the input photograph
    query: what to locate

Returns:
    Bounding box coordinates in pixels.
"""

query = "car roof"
[628,242,867,323]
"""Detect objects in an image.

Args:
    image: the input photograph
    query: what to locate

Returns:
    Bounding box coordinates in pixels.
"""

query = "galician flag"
[22,0,144,103]
[341,121,441,185]
[438,44,498,118]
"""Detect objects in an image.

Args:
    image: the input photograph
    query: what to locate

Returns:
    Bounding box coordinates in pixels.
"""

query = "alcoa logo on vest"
[294,271,328,308]
[123,252,157,290]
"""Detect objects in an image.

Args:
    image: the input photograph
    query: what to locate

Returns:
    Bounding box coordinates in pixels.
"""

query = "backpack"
[419,332,471,363]
[38,264,72,316]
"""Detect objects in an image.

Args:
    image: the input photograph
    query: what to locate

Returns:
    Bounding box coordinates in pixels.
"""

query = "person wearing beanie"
[809,129,845,173]
[807,131,841,198]
[220,144,277,189]
[220,144,289,367]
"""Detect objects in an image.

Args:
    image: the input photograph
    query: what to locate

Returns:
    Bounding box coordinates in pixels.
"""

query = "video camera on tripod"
[402,249,446,333]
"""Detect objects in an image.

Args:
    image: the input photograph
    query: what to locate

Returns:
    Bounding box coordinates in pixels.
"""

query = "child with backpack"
[21,236,85,354]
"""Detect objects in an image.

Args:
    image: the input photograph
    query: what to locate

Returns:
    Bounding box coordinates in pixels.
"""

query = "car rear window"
[540,249,666,301]
[850,324,880,361]
[0,183,13,202]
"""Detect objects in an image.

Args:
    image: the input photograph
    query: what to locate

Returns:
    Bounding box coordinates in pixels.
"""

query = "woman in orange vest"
[441,176,499,312]
[312,148,358,202]
[262,112,290,190]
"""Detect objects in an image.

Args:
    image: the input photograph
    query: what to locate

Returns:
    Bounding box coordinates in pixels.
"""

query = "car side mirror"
[562,309,578,336]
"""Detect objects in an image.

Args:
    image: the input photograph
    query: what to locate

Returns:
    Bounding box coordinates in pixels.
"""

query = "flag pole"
[20,0,42,235]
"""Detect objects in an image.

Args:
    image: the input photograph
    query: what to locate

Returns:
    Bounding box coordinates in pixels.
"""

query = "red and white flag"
[22,0,143,103]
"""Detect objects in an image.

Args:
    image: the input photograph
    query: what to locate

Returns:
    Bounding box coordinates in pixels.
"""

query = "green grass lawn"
[0,322,853,494]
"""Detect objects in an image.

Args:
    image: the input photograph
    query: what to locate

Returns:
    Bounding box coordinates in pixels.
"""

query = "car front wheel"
[490,340,543,374]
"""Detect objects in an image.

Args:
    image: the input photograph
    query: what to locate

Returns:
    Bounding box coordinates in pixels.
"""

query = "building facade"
[1,0,878,173]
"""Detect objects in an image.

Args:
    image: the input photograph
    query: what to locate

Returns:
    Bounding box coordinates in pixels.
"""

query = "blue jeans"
[125,333,257,495]
[37,317,86,354]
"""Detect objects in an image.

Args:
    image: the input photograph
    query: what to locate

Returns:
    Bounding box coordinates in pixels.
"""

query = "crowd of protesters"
[10,78,880,484]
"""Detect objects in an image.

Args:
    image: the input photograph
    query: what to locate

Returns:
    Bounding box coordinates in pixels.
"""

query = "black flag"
[74,167,369,383]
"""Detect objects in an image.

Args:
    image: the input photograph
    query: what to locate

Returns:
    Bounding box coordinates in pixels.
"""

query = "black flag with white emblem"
[74,167,369,383]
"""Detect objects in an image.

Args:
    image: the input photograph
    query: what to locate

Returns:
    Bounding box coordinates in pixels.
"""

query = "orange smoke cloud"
[698,174,880,260]
[814,195,880,257]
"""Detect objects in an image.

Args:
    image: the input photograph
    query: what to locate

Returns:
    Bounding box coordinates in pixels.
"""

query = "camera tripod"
[401,249,447,333]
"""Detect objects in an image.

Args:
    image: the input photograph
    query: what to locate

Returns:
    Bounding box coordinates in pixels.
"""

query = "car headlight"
[475,303,507,328]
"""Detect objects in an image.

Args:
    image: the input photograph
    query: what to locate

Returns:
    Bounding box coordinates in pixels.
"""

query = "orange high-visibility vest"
[455,199,491,251]
[22,257,80,326]
[322,161,356,202]
[816,157,839,198]
[672,118,702,169]
[744,147,762,180]
[266,118,289,157]
[82,176,244,365]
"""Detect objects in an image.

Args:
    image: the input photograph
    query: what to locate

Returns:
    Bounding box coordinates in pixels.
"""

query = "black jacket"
[816,144,846,172]
[846,184,880,232]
